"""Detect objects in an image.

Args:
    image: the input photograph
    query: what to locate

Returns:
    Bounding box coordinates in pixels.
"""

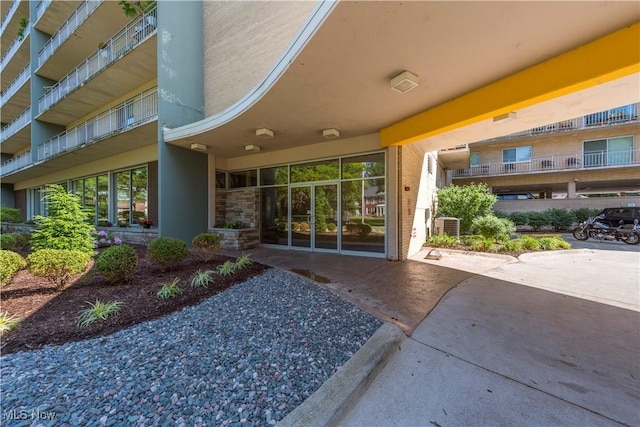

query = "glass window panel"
[97,174,109,225]
[72,179,84,202]
[229,170,257,188]
[583,139,607,167]
[260,166,289,186]
[115,171,131,225]
[215,172,226,189]
[132,167,148,223]
[260,187,288,246]
[341,153,385,179]
[516,146,532,162]
[291,159,339,183]
[470,152,480,167]
[84,177,97,224]
[608,136,633,165]
[341,179,385,253]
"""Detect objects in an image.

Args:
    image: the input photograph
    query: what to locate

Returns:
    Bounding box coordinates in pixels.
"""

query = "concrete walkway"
[230,246,640,426]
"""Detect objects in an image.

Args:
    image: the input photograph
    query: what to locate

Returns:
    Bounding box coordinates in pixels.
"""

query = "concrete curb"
[277,323,405,427]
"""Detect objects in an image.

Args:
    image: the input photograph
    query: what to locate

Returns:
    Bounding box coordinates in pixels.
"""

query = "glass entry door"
[290,183,338,251]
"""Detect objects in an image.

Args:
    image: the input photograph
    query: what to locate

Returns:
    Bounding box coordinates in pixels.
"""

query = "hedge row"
[494,208,601,231]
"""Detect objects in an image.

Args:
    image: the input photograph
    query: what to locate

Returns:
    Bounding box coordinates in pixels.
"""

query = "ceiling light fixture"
[190,143,207,151]
[390,70,419,93]
[322,128,340,139]
[245,144,261,152]
[255,128,274,138]
[493,112,517,124]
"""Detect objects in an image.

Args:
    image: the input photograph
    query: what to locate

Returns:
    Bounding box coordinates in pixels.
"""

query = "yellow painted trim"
[381,22,640,147]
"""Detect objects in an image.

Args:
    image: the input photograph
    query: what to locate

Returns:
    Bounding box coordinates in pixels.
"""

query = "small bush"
[0,311,21,335]
[216,260,237,276]
[157,278,182,300]
[77,300,123,328]
[571,208,599,224]
[92,229,123,248]
[327,223,338,232]
[537,236,570,250]
[12,233,31,251]
[190,269,215,288]
[235,253,253,270]
[0,207,22,223]
[0,250,27,286]
[499,240,523,253]
[291,222,300,231]
[27,249,90,289]
[520,235,542,251]
[545,208,575,231]
[469,237,495,252]
[299,222,310,232]
[527,211,550,231]
[358,223,372,235]
[472,215,515,242]
[192,233,221,262]
[95,244,138,283]
[147,237,188,270]
[508,211,530,227]
[427,234,461,248]
[0,234,16,250]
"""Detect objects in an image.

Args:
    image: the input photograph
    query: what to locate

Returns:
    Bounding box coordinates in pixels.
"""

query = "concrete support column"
[567,181,577,198]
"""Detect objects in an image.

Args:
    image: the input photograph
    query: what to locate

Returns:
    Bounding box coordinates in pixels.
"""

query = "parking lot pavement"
[564,233,640,252]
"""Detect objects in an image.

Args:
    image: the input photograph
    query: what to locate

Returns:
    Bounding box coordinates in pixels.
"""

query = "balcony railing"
[0,107,30,143]
[38,5,157,114]
[35,0,54,22]
[37,0,102,68]
[0,21,29,70]
[451,149,640,178]
[487,103,639,141]
[36,90,158,162]
[0,0,20,36]
[0,150,32,176]
[1,62,29,106]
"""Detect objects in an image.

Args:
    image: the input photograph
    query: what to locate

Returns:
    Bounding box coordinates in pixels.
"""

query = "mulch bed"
[0,245,269,355]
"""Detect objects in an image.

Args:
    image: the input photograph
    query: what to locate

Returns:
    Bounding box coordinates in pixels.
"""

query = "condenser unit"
[435,217,460,237]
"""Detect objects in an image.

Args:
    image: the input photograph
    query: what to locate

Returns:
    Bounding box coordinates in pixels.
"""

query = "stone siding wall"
[210,228,259,250]
[221,188,259,228]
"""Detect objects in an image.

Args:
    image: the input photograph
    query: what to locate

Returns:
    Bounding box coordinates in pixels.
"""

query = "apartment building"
[447,103,640,200]
[1,1,638,259]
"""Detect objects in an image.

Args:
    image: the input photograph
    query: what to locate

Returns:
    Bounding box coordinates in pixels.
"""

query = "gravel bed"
[1,269,382,427]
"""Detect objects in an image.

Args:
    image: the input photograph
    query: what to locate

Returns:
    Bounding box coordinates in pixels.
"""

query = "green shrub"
[436,183,497,233]
[520,235,542,250]
[0,207,23,223]
[190,269,215,288]
[235,253,253,270]
[299,222,310,232]
[0,311,21,335]
[545,208,575,231]
[95,244,138,283]
[77,300,123,328]
[30,185,95,255]
[571,208,599,224]
[0,250,26,286]
[537,236,570,250]
[157,278,182,300]
[192,233,221,262]
[147,237,188,270]
[12,233,31,251]
[508,211,530,227]
[469,237,495,252]
[216,260,237,276]
[472,215,515,242]
[27,249,90,289]
[527,211,550,231]
[499,240,523,253]
[427,234,461,248]
[358,223,372,236]
[0,234,16,250]
[327,223,338,232]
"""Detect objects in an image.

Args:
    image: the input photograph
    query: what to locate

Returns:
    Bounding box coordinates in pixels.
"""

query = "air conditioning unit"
[435,217,460,237]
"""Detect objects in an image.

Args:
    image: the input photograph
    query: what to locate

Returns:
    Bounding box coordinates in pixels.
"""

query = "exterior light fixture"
[493,112,517,123]
[190,143,207,151]
[245,144,261,152]
[390,70,419,93]
[255,128,274,138]
[322,128,340,139]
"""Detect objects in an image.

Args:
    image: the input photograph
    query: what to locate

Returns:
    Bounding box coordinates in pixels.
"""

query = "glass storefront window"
[115,171,131,226]
[216,172,227,189]
[291,159,339,183]
[229,170,257,188]
[131,167,148,223]
[341,178,385,253]
[260,187,288,246]
[97,175,109,225]
[260,166,288,186]
[341,153,385,179]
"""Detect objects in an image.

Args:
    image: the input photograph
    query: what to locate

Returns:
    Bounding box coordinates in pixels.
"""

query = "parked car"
[593,207,640,226]
[496,193,535,200]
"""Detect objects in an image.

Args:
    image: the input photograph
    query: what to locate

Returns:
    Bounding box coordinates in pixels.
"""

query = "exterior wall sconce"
[322,128,340,139]
[493,112,517,123]
[245,144,261,152]
[255,128,274,138]
[190,143,207,151]
[390,70,419,93]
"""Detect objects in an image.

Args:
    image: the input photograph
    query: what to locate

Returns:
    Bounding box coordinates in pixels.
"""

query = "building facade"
[1,1,638,259]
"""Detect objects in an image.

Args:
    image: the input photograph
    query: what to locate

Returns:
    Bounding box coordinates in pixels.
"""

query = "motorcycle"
[573,215,640,245]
